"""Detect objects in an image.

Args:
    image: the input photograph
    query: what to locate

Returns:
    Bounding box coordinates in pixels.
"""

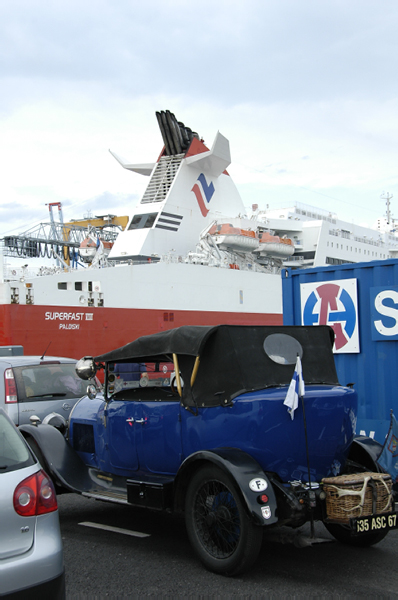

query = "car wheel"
[324,522,389,547]
[185,465,263,576]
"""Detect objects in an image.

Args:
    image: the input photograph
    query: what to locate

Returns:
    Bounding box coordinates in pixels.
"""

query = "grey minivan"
[0,407,65,598]
[0,354,96,426]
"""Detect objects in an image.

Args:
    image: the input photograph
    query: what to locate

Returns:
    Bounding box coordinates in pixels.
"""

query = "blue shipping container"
[282,258,398,443]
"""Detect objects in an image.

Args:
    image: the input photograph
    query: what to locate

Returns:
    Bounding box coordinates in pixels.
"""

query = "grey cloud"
[1,0,398,107]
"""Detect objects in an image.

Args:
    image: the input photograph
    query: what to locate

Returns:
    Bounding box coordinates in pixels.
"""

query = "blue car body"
[19,324,394,576]
[69,384,356,483]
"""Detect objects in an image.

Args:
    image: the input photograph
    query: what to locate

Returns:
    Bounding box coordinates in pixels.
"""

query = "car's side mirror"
[76,357,97,380]
[86,384,97,400]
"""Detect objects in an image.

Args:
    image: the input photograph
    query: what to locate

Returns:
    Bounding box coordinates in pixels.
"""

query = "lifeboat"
[209,223,259,252]
[79,237,114,263]
[255,232,295,258]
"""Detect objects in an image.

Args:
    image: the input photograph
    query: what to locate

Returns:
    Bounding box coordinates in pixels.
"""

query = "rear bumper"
[0,570,65,599]
[0,512,64,597]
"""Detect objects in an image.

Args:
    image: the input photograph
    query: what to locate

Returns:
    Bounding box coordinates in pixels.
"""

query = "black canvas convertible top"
[95,325,339,407]
[95,325,216,363]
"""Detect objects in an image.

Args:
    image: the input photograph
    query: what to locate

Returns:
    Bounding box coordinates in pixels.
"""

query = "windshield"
[14,363,96,401]
[0,413,35,472]
[108,362,175,396]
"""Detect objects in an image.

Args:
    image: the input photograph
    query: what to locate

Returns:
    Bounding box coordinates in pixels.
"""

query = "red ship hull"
[0,304,283,359]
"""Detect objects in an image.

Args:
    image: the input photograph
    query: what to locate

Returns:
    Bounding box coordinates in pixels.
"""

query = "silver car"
[0,407,65,598]
[0,351,96,426]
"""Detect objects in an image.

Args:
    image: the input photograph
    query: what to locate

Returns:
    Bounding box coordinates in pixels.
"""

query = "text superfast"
[44,312,93,321]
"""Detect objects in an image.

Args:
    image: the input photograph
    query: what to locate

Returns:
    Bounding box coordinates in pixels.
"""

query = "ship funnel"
[186,131,231,177]
[156,110,199,156]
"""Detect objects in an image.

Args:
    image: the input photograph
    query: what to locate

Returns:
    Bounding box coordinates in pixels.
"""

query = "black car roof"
[94,325,339,408]
[95,325,217,363]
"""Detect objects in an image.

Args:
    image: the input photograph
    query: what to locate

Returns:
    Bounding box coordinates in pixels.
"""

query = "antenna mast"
[381,191,393,225]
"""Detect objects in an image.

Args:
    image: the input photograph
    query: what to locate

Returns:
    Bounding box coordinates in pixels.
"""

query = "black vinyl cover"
[94,325,339,407]
[95,325,217,363]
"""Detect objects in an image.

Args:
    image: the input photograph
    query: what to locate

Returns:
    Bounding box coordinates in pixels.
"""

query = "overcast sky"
[1,0,398,238]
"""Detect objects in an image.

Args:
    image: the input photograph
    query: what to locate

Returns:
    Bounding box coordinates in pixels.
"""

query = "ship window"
[75,282,83,291]
[128,213,158,230]
[58,282,67,290]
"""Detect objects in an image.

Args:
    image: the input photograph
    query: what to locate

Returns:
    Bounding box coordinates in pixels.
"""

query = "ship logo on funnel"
[192,173,215,217]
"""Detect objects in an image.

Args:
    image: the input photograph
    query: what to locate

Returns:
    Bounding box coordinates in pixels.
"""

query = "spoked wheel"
[325,522,389,547]
[185,466,263,576]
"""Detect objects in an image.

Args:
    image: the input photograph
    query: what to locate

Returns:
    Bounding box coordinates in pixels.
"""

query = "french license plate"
[350,512,398,534]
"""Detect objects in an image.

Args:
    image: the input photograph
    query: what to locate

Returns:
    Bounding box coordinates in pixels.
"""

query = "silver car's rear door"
[0,413,37,558]
[0,467,37,559]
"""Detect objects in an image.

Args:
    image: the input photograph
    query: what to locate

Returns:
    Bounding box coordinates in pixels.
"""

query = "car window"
[14,363,95,402]
[108,362,176,398]
[263,333,303,365]
[0,413,35,472]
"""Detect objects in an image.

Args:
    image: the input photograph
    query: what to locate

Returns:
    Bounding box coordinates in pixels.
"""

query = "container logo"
[300,278,359,353]
[191,173,215,217]
[370,286,398,341]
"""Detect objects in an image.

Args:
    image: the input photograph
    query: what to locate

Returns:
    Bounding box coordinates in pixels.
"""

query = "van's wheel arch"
[184,464,263,576]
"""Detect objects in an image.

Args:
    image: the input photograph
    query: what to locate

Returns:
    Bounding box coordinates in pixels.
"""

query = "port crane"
[1,202,128,265]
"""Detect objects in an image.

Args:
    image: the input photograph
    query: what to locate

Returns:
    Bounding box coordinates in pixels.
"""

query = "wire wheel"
[194,480,240,559]
[185,465,262,576]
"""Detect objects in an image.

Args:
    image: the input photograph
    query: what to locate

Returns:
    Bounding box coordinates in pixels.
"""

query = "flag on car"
[377,412,398,483]
[283,355,305,420]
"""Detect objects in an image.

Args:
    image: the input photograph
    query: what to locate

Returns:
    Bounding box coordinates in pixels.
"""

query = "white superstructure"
[257,203,398,269]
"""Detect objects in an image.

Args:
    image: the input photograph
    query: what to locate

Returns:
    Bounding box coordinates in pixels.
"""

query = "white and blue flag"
[283,355,305,420]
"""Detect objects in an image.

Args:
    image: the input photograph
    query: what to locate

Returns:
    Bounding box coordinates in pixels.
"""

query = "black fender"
[19,424,93,493]
[174,447,278,526]
[346,435,383,472]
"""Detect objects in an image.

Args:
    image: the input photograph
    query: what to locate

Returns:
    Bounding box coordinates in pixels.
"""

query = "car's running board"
[82,490,129,504]
[80,478,174,511]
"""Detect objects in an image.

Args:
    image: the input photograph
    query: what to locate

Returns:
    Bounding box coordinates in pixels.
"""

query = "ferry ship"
[2,111,397,359]
[0,112,287,358]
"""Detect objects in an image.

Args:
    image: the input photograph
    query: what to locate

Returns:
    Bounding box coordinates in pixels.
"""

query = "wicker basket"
[322,472,392,523]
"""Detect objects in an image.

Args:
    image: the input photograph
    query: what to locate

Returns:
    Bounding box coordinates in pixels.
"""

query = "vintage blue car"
[19,325,396,576]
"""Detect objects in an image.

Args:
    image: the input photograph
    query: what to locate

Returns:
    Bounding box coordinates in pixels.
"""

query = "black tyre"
[325,522,389,547]
[185,466,263,576]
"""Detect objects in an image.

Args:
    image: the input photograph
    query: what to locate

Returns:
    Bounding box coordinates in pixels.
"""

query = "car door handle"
[135,418,145,424]
[126,417,145,424]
